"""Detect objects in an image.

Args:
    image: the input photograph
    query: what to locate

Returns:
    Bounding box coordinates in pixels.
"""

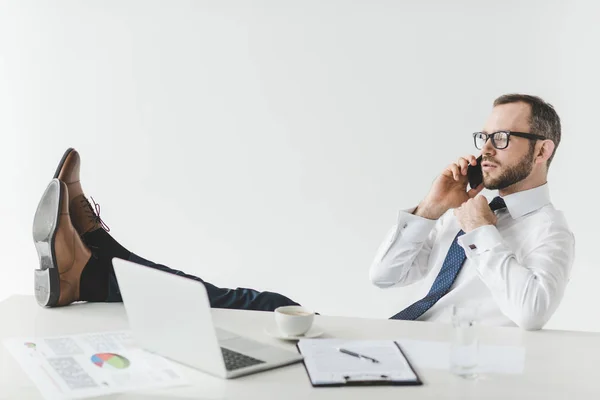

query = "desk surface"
[1,295,598,399]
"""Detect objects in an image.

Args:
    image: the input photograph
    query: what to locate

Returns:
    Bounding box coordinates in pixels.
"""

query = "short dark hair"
[493,94,561,167]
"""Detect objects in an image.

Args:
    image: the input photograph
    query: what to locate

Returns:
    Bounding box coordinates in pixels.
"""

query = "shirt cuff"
[458,224,503,257]
[394,207,438,242]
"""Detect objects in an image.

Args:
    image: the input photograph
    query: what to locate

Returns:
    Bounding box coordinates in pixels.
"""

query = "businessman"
[32,93,573,330]
[370,94,574,330]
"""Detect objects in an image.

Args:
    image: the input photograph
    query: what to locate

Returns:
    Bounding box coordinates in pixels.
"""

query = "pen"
[336,347,380,363]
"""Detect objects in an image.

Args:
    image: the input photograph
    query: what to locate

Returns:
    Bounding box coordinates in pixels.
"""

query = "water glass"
[450,305,479,379]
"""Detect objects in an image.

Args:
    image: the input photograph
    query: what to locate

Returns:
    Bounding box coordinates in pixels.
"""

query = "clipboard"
[296,339,422,387]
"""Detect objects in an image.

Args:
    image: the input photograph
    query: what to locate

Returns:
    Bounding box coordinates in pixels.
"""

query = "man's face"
[480,102,536,190]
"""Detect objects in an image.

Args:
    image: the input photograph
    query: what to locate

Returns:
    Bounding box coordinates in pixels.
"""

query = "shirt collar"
[489,183,551,219]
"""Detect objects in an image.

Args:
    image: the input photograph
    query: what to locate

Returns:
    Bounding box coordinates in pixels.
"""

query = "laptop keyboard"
[221,347,266,371]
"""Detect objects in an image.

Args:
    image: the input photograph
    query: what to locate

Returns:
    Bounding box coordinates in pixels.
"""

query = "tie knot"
[488,196,507,212]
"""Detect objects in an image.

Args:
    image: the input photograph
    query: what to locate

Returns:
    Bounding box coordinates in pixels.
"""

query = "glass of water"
[450,305,479,379]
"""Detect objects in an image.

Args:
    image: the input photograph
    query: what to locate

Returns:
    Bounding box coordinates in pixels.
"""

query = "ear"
[535,140,555,165]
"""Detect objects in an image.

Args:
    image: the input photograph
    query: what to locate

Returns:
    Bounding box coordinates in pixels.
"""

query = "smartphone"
[467,155,483,189]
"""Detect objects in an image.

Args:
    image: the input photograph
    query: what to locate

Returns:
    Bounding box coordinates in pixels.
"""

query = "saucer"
[264,325,324,340]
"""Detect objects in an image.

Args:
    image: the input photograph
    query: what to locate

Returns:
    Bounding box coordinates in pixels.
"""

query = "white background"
[1,0,598,331]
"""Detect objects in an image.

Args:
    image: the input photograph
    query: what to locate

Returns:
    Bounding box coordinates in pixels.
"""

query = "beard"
[484,143,535,190]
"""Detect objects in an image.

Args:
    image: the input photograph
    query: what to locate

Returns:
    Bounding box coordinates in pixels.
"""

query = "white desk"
[1,295,598,399]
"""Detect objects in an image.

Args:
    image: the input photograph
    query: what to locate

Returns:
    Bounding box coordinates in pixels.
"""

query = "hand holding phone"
[415,155,484,219]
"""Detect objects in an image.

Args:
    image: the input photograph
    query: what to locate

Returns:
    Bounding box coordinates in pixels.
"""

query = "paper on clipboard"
[297,339,419,386]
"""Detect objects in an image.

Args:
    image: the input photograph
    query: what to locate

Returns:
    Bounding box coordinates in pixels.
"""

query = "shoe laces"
[81,196,110,232]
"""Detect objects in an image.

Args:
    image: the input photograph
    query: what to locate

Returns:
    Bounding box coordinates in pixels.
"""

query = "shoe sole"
[32,179,62,307]
[53,148,74,179]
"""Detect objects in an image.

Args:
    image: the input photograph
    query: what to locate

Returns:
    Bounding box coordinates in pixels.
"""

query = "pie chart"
[91,353,130,369]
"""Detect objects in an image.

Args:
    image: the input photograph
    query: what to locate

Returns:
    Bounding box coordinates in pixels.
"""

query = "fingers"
[456,155,478,175]
[467,183,485,198]
[475,194,489,205]
[491,213,498,225]
[448,164,461,180]
[444,155,478,180]
[457,158,469,175]
[457,194,487,210]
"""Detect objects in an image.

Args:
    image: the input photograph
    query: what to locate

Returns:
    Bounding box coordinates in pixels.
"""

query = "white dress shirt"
[369,184,575,330]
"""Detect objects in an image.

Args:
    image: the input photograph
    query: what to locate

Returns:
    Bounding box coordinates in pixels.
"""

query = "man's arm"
[369,208,445,288]
[369,154,484,288]
[459,221,575,331]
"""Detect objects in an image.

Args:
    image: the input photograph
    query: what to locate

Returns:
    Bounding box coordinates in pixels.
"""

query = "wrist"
[413,201,446,220]
[464,220,493,233]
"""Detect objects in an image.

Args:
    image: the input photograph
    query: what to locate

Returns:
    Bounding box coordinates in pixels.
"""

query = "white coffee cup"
[274,305,315,336]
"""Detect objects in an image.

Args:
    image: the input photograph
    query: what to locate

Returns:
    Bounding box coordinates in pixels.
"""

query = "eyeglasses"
[472,131,546,150]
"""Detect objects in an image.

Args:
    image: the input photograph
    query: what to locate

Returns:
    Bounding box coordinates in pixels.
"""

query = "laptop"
[112,258,304,379]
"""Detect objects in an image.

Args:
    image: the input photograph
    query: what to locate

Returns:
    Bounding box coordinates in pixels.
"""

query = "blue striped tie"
[390,197,506,321]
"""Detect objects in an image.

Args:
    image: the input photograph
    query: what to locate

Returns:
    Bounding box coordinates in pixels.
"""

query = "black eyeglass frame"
[472,131,547,150]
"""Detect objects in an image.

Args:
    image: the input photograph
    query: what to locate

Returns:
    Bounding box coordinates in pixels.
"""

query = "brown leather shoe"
[54,148,104,235]
[32,179,92,307]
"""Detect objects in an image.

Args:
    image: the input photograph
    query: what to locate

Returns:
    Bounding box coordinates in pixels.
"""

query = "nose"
[481,136,496,155]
